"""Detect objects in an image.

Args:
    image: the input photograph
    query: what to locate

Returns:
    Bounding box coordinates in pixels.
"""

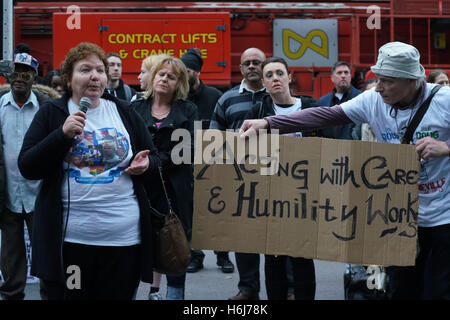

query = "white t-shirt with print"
[341,84,450,227]
[61,98,140,246]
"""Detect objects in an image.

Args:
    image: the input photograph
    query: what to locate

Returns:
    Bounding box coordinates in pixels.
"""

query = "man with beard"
[181,48,222,129]
[318,61,361,140]
[105,52,135,102]
[210,47,267,300]
[180,48,233,274]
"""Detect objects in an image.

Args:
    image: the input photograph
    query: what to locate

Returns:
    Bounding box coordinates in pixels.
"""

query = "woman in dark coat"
[18,42,160,300]
[247,57,317,300]
[132,54,197,300]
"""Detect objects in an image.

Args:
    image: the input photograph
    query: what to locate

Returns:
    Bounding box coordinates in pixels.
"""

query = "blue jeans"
[166,274,186,300]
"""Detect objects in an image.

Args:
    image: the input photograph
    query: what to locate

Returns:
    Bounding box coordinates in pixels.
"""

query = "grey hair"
[416,77,425,89]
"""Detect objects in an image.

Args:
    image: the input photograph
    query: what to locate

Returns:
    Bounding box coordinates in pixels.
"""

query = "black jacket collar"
[152,99,190,129]
[188,80,206,100]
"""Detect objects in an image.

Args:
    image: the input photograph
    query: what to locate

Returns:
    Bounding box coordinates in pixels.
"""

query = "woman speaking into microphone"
[18,42,160,300]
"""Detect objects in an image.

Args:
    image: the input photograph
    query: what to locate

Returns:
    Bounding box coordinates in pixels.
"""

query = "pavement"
[23,250,346,300]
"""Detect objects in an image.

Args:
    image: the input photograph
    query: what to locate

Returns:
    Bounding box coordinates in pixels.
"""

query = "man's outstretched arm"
[240,105,352,137]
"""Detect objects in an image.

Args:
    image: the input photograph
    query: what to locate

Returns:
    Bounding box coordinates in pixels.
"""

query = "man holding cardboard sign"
[240,42,450,299]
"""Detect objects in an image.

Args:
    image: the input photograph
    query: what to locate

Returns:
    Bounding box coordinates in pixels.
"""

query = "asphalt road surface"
[23,250,346,300]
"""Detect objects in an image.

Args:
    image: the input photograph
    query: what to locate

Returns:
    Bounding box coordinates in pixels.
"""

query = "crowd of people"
[0,39,448,300]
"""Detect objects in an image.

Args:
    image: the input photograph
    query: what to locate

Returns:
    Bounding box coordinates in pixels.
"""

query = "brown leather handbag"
[151,167,191,275]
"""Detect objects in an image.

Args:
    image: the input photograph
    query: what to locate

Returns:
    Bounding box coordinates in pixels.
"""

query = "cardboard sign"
[192,131,420,266]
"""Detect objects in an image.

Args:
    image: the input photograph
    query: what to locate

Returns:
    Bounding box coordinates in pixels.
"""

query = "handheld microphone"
[79,97,92,113]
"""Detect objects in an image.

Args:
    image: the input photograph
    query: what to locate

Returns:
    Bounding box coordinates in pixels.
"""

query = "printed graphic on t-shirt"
[416,125,439,140]
[380,127,401,142]
[65,127,129,184]
[418,177,446,194]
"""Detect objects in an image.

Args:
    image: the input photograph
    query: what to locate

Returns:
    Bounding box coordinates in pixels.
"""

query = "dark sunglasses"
[241,60,262,67]
[9,71,35,82]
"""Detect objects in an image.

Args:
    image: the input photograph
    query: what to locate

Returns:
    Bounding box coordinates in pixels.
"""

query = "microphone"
[79,97,92,113]
[72,97,91,145]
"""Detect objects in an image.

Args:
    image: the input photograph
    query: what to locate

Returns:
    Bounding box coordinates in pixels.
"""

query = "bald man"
[209,48,267,300]
[210,48,267,131]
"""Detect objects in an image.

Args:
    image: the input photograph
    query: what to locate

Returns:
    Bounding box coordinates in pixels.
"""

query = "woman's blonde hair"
[140,54,162,95]
[142,54,159,74]
[144,54,189,100]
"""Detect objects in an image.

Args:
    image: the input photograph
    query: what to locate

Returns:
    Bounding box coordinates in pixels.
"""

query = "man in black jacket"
[182,48,223,130]
[318,61,361,140]
[180,48,235,274]
[106,52,135,102]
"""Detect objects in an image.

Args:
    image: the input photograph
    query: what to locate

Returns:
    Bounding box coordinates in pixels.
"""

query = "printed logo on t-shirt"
[65,127,129,184]
[381,128,400,142]
[415,126,439,140]
[418,177,446,194]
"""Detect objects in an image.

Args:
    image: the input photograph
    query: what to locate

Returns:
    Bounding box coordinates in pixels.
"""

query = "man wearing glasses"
[210,48,267,132]
[210,47,266,300]
[0,52,51,300]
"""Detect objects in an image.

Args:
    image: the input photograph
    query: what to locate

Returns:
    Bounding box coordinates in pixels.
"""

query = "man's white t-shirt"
[61,98,140,246]
[341,84,450,227]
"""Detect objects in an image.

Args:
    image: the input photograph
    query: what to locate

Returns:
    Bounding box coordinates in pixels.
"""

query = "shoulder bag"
[151,166,191,275]
[401,84,441,144]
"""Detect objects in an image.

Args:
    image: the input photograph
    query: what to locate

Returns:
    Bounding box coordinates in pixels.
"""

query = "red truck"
[11,0,450,98]
[53,11,231,87]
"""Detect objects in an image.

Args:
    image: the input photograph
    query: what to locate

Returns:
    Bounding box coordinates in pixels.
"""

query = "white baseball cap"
[371,42,425,79]
[13,52,39,73]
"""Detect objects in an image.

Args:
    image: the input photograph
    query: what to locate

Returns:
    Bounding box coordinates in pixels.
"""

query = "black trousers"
[44,242,141,300]
[386,223,450,300]
[0,209,43,299]
[235,252,260,293]
[264,255,316,300]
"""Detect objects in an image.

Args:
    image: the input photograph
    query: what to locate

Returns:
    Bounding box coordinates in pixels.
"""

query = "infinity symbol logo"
[282,29,329,59]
